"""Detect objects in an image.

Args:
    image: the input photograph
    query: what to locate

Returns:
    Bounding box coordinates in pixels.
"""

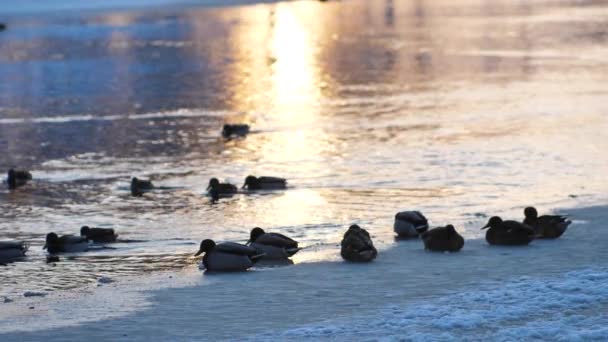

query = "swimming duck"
[523,207,571,239]
[394,211,429,238]
[222,124,250,138]
[131,177,154,197]
[207,178,238,200]
[80,226,118,243]
[7,169,32,189]
[194,239,265,272]
[44,233,89,254]
[421,224,464,252]
[481,216,535,246]
[247,227,300,259]
[242,175,287,190]
[340,224,377,262]
[0,241,28,260]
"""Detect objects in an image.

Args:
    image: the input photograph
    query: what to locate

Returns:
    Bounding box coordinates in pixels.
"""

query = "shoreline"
[1,203,606,340]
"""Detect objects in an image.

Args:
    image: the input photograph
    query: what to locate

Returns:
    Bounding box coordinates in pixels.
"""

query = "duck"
[194,239,265,272]
[222,124,250,138]
[44,233,89,254]
[80,226,118,243]
[207,178,238,201]
[481,216,535,246]
[0,240,28,261]
[242,175,287,190]
[0,23,6,32]
[7,169,32,189]
[394,211,429,238]
[340,224,377,262]
[421,225,464,252]
[131,177,154,197]
[247,227,300,259]
[523,207,571,239]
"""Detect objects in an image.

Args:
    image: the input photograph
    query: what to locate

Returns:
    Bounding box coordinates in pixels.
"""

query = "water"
[1,0,608,302]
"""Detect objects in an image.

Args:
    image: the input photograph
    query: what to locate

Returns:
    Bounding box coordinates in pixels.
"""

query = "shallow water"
[1,0,608,299]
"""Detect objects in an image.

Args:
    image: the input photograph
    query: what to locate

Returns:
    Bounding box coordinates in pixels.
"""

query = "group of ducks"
[190,207,570,271]
[1,124,572,272]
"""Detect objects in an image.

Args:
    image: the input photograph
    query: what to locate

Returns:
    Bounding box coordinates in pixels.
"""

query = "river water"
[1,0,607,301]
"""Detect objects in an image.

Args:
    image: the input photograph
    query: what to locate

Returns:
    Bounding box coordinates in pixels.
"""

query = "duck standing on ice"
[421,224,464,252]
[247,227,300,260]
[523,207,571,239]
[340,224,377,262]
[394,211,428,238]
[194,239,265,272]
[481,216,535,246]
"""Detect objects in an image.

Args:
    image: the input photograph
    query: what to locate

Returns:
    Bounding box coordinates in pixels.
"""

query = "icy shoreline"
[1,204,606,341]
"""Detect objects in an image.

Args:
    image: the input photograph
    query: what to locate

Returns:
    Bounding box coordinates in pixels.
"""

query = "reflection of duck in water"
[523,207,571,239]
[7,168,32,189]
[242,175,287,190]
[0,241,27,261]
[481,216,535,246]
[80,226,118,243]
[340,224,377,262]
[44,233,89,254]
[131,177,154,197]
[394,211,428,238]
[194,239,265,272]
[222,124,250,138]
[247,227,300,260]
[421,224,464,252]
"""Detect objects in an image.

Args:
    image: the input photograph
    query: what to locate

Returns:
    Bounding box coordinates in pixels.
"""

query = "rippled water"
[1,0,607,298]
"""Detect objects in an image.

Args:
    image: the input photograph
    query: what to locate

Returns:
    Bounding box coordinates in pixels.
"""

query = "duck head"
[222,124,232,137]
[524,207,538,220]
[207,178,220,191]
[481,216,503,230]
[242,175,258,189]
[80,226,90,236]
[44,232,59,250]
[194,239,216,256]
[446,224,456,234]
[248,227,265,244]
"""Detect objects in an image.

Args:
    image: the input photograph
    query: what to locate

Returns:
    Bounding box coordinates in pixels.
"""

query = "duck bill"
[194,249,203,256]
[241,183,247,189]
[43,243,47,250]
[480,224,490,230]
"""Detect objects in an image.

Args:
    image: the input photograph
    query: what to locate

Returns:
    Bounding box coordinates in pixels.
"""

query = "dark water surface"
[1,0,607,298]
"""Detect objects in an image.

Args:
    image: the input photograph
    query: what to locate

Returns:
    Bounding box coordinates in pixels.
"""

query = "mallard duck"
[44,233,89,254]
[340,224,377,262]
[131,177,154,197]
[421,225,464,252]
[0,241,27,260]
[80,226,118,243]
[7,169,32,189]
[222,124,250,138]
[247,227,300,259]
[242,175,287,190]
[394,211,428,238]
[481,216,534,246]
[207,178,237,201]
[194,239,265,272]
[523,207,571,239]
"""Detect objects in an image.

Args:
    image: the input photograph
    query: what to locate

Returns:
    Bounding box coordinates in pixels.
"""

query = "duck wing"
[256,233,298,248]
[0,241,26,251]
[395,211,428,226]
[503,220,535,234]
[215,242,261,256]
